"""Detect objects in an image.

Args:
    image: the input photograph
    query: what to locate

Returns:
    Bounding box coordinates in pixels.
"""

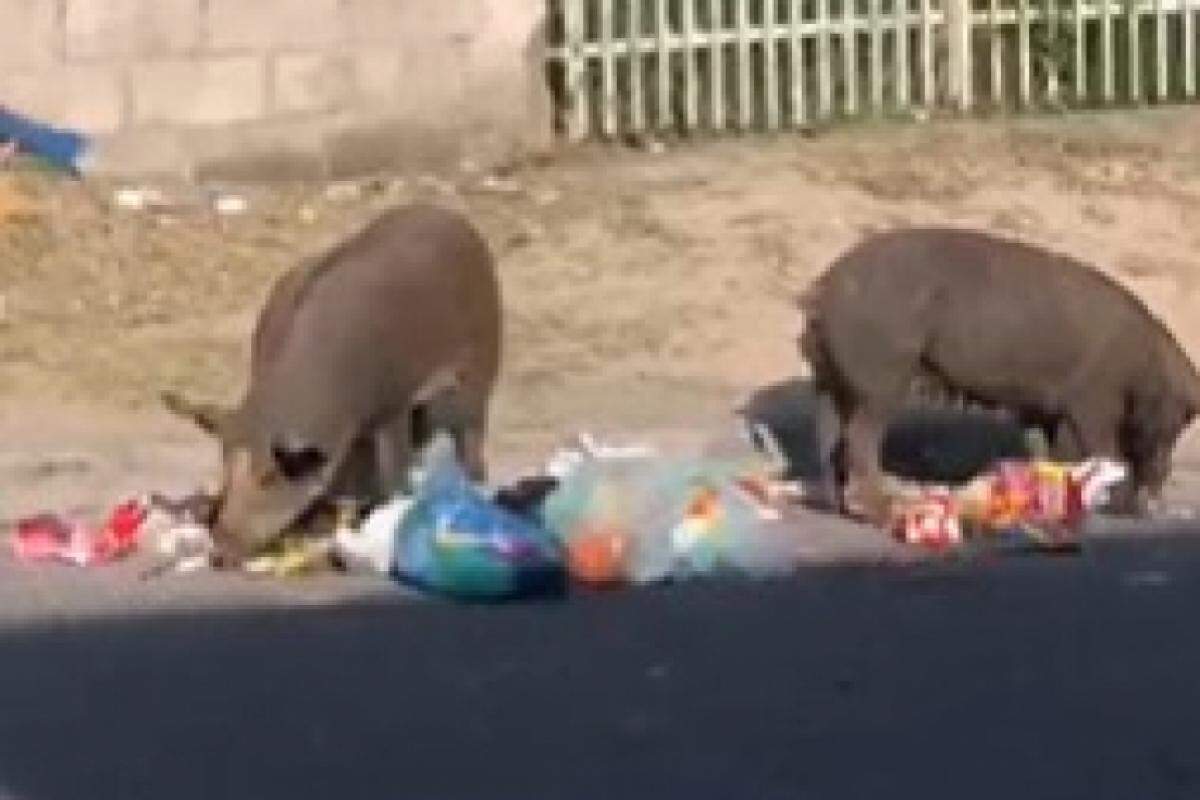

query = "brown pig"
[799,227,1200,520]
[164,204,501,563]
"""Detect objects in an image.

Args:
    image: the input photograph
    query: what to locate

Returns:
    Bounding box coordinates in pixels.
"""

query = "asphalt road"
[2,520,1199,800]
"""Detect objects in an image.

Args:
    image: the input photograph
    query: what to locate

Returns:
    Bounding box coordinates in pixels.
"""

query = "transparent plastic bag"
[542,456,798,585]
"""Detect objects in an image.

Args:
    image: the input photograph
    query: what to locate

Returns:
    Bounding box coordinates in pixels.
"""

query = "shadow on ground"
[740,377,1032,483]
[2,526,1200,800]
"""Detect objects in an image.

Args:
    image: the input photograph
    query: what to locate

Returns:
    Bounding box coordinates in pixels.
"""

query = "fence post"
[990,0,1003,108]
[765,0,782,128]
[920,0,935,107]
[1018,0,1032,106]
[1154,0,1167,100]
[600,0,618,138]
[895,0,911,108]
[790,0,808,124]
[1046,0,1061,104]
[1074,0,1086,104]
[871,0,885,111]
[631,0,647,133]
[563,0,589,141]
[737,0,753,127]
[945,0,973,110]
[656,0,672,129]
[709,0,727,129]
[683,0,700,129]
[1186,0,1196,99]
[1101,0,1114,102]
[844,0,859,113]
[1127,0,1141,102]
[818,0,834,116]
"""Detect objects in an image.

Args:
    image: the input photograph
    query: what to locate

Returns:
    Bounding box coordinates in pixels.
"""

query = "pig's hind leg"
[373,412,415,499]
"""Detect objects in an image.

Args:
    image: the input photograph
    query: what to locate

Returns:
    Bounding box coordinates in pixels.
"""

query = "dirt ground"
[3,107,1200,578]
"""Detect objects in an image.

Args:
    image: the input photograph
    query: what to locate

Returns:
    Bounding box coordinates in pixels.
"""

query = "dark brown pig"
[799,227,1200,520]
[163,204,501,562]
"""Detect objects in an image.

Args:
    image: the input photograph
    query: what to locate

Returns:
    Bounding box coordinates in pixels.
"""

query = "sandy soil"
[2,108,1200,613]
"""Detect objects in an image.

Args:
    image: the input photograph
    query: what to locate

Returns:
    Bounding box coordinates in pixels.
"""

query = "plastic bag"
[391,435,566,600]
[541,458,692,585]
[667,479,802,579]
[542,456,797,585]
[335,496,409,574]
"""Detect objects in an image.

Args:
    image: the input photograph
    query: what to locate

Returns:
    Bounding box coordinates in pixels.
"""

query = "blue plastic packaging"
[391,435,566,601]
[0,106,92,174]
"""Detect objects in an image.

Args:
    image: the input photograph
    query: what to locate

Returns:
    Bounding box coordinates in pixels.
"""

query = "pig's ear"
[270,434,328,481]
[161,391,232,437]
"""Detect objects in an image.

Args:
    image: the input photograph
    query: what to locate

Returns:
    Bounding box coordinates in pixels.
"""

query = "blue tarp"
[0,105,92,174]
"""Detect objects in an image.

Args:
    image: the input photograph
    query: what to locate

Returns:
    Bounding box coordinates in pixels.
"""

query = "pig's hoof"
[801,482,843,514]
[842,481,891,526]
[208,546,246,571]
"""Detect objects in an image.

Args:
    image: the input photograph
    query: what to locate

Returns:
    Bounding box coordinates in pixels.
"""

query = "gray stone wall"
[0,0,552,178]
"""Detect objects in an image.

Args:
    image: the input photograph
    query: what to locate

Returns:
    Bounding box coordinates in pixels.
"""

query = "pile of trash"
[339,431,802,598]
[6,428,1134,603]
[884,458,1128,552]
[7,432,802,599]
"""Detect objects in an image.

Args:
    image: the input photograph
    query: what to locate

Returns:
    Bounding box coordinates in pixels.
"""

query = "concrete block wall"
[0,0,552,178]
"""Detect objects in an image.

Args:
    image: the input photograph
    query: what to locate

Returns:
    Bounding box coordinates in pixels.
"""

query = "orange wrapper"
[566,524,629,587]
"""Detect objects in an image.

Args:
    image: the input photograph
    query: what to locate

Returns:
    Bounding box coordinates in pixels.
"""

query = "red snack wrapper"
[890,490,963,550]
[12,499,146,567]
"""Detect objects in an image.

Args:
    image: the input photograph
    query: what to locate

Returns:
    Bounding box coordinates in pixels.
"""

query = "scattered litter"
[888,488,962,550]
[323,181,363,203]
[0,175,42,224]
[391,434,566,600]
[143,493,213,555]
[113,187,169,212]
[211,193,248,215]
[544,432,658,480]
[477,175,523,195]
[8,419,1131,599]
[415,175,457,196]
[885,458,1128,553]
[151,519,212,559]
[244,536,334,578]
[12,499,146,567]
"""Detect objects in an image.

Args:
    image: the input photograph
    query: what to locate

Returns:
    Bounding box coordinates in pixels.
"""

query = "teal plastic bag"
[391,436,566,601]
